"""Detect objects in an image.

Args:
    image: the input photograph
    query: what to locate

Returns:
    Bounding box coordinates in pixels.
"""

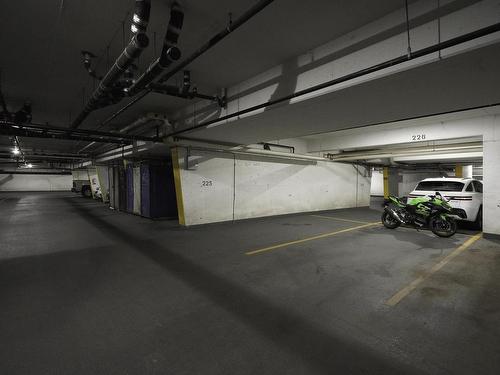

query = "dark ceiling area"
[0,0,410,139]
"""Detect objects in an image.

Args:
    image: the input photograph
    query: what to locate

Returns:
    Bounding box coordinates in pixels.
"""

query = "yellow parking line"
[310,214,370,224]
[246,222,380,256]
[385,233,483,306]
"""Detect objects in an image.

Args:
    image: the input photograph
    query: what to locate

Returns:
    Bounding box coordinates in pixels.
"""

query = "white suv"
[407,178,483,227]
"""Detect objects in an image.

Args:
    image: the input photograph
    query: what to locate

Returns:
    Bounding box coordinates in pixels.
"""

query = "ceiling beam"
[164,22,500,138]
[0,121,161,144]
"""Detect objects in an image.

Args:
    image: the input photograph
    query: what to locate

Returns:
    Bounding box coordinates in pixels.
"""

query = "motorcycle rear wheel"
[382,211,400,229]
[429,217,457,237]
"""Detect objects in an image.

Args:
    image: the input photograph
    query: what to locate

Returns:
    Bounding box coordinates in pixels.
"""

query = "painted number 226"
[201,180,213,187]
[411,134,426,141]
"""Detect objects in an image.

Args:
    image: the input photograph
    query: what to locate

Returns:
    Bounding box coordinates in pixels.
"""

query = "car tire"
[81,185,92,198]
[474,206,483,230]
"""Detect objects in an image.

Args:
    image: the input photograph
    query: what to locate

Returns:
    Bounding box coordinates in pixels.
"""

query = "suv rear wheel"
[474,206,483,230]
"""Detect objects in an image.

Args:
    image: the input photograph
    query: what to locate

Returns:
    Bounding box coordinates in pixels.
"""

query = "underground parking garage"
[1,0,500,374]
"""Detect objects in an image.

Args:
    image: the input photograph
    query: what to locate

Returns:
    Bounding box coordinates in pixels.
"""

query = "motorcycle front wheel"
[381,211,400,229]
[429,216,457,237]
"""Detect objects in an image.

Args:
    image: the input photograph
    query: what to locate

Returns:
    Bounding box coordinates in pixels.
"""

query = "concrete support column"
[483,116,500,238]
[455,164,472,178]
[463,165,473,179]
[383,167,399,198]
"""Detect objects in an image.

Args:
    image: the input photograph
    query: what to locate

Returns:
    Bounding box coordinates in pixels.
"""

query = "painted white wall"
[483,119,500,236]
[370,169,444,197]
[0,174,72,191]
[398,171,444,196]
[462,165,473,178]
[88,168,100,199]
[175,148,370,226]
[371,169,384,196]
[71,170,89,181]
[96,166,109,202]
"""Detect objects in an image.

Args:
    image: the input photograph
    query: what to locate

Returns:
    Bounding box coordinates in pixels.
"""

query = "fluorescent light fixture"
[133,14,140,23]
[131,24,139,33]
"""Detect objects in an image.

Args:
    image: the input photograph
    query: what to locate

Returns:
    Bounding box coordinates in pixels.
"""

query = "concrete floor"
[1,192,499,375]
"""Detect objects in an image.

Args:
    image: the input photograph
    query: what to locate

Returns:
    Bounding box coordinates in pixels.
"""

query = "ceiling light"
[133,14,141,24]
[131,24,139,33]
[12,148,20,155]
[27,163,33,168]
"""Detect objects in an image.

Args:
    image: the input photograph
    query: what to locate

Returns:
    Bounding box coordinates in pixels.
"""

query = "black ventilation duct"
[126,2,184,96]
[70,0,151,131]
[131,0,151,33]
[99,0,275,127]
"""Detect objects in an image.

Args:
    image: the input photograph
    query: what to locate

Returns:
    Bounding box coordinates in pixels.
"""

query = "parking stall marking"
[310,215,371,224]
[385,233,483,306]
[246,222,380,256]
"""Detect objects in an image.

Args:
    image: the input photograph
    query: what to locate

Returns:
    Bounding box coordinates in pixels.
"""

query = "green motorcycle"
[381,192,465,237]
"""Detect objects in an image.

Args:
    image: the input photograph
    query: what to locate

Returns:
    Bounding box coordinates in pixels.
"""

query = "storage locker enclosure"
[140,163,177,219]
[126,164,134,213]
[133,166,141,215]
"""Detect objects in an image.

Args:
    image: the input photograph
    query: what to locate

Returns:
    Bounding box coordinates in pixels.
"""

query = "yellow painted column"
[383,167,390,199]
[455,164,463,178]
[171,147,186,226]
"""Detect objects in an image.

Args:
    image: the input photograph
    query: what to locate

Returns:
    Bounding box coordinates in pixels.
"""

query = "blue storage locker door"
[108,166,115,209]
[133,166,141,215]
[140,164,151,218]
[118,166,127,211]
[114,167,120,209]
[111,166,120,209]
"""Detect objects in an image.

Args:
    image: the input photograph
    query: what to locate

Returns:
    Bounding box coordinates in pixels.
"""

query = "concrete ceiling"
[186,41,500,145]
[0,0,415,155]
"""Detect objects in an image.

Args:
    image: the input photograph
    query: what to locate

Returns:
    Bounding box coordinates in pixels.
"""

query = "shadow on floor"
[60,197,421,375]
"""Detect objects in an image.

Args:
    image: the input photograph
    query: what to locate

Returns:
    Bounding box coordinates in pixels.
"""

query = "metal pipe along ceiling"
[100,0,276,127]
[126,2,184,96]
[69,0,152,131]
[157,0,276,84]
[0,120,159,144]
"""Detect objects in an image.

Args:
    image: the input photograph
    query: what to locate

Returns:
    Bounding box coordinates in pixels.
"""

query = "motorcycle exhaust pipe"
[386,207,405,223]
